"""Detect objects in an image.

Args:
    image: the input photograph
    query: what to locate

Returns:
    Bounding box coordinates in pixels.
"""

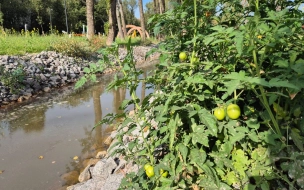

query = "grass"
[0,28,107,56]
[115,37,159,46]
[0,28,159,56]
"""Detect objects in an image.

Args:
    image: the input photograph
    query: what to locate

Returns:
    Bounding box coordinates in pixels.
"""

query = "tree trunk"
[153,0,159,14]
[138,0,146,41]
[116,4,124,39]
[158,0,164,14]
[106,0,118,46]
[118,0,127,38]
[86,0,95,40]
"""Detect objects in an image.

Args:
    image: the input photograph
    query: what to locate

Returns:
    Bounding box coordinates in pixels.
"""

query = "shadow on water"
[0,63,155,190]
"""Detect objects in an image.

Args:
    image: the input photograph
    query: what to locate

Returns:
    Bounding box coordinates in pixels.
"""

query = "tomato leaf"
[290,128,304,151]
[190,148,207,167]
[198,109,217,136]
[178,143,188,162]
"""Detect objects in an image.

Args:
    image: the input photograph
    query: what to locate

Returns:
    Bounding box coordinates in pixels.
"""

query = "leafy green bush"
[77,0,304,189]
[0,65,25,93]
[50,38,93,58]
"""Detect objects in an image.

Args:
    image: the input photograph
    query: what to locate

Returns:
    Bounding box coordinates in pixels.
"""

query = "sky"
[134,0,152,18]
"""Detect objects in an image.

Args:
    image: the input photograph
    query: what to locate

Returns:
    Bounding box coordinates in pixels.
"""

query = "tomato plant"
[78,0,304,189]
[226,104,240,120]
[214,107,226,120]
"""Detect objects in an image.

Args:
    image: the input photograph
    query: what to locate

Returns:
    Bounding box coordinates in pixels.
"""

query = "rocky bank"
[0,45,159,107]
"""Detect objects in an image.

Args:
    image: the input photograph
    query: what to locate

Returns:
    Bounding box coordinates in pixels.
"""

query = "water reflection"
[0,64,155,190]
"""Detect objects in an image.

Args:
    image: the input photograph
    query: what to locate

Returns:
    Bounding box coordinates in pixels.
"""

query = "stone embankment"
[66,110,151,190]
[0,46,159,107]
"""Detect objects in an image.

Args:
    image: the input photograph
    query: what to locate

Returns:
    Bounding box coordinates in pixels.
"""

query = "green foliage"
[77,0,304,189]
[0,65,25,93]
[0,29,105,56]
[50,38,93,58]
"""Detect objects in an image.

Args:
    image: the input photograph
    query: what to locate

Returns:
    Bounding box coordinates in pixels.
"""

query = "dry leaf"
[143,126,149,132]
[289,92,297,100]
[38,156,44,159]
[0,170,4,174]
[192,184,199,190]
[51,161,56,164]
[73,156,79,160]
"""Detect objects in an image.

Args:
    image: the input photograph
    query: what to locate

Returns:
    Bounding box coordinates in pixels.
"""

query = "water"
[0,64,155,190]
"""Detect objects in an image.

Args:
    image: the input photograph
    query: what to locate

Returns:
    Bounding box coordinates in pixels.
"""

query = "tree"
[0,4,3,27]
[118,0,127,37]
[123,0,139,25]
[138,0,146,40]
[86,0,94,40]
[106,0,118,45]
[116,3,124,38]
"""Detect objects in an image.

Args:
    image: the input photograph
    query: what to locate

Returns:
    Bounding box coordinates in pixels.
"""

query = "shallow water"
[0,64,155,190]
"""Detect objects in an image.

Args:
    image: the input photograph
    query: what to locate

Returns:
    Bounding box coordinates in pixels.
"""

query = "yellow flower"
[257,35,262,39]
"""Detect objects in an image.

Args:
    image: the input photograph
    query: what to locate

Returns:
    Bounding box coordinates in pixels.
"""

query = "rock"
[129,110,135,117]
[95,151,107,159]
[102,173,124,190]
[91,157,117,179]
[61,170,79,186]
[43,87,51,92]
[40,74,47,81]
[78,164,92,183]
[114,158,127,173]
[103,136,113,146]
[67,178,105,190]
[82,158,99,168]
[9,95,19,101]
[110,131,118,139]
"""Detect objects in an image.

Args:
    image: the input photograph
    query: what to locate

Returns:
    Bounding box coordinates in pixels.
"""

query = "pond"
[0,64,155,190]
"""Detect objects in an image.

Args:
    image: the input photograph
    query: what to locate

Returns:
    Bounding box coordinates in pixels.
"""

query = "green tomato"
[227,104,241,120]
[179,52,187,61]
[145,165,155,178]
[160,169,168,177]
[214,107,226,120]
[144,164,152,171]
[191,57,199,63]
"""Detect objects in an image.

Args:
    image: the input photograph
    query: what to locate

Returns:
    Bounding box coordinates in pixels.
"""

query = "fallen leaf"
[51,161,56,164]
[0,170,4,174]
[289,92,297,100]
[38,156,44,159]
[73,156,79,160]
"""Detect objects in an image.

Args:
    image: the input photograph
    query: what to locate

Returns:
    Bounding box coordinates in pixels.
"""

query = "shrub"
[76,0,304,189]
[0,65,25,93]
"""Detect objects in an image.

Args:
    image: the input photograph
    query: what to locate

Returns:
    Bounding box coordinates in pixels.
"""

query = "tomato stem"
[190,0,197,67]
[251,39,282,136]
[116,47,155,164]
